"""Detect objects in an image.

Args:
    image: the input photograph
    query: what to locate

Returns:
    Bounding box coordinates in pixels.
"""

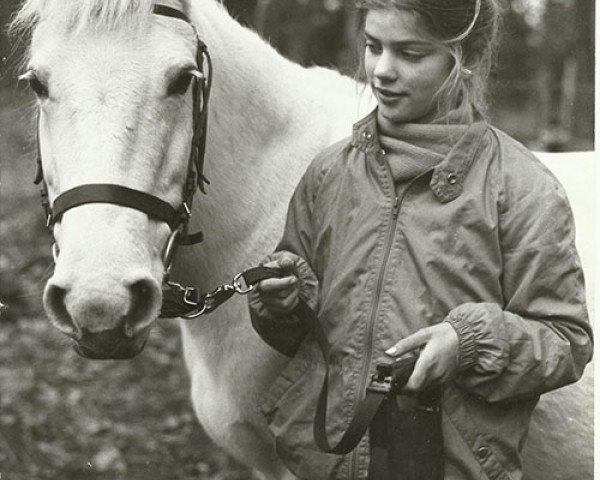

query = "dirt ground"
[0,91,253,479]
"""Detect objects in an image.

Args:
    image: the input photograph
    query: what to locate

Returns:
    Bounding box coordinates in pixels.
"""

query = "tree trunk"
[573,0,594,145]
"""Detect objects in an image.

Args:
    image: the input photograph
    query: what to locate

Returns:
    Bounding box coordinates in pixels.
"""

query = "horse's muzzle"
[73,325,151,360]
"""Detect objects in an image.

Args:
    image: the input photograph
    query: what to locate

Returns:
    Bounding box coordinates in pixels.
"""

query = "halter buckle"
[170,272,253,319]
[183,286,202,306]
[184,283,236,318]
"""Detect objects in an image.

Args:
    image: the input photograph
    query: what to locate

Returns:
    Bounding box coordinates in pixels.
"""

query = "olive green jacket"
[251,111,592,480]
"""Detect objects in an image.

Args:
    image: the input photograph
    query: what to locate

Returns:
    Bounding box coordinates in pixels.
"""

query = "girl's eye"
[401,50,427,61]
[365,42,382,55]
[20,72,49,98]
[168,70,194,96]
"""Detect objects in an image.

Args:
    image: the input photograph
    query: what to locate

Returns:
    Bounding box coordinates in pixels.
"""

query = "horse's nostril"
[44,283,79,338]
[126,277,161,336]
[44,272,160,341]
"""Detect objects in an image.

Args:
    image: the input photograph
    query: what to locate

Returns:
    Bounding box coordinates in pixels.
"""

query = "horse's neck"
[192,2,318,137]
[180,2,357,288]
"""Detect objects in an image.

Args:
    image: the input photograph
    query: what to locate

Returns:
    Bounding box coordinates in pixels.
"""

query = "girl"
[248,1,593,478]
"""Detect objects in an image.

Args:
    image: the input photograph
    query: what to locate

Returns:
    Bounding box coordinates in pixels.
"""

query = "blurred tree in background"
[1,0,26,87]
[1,0,594,150]
[227,0,595,151]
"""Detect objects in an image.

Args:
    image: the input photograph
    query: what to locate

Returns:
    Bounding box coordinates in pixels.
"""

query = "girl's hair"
[355,0,501,121]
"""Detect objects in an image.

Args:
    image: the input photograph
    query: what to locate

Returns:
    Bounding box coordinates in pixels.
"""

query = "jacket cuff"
[251,310,308,357]
[248,250,318,357]
[445,311,478,371]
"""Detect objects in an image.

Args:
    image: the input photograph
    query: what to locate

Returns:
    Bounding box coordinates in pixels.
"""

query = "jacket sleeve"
[444,165,593,403]
[248,250,318,356]
[248,165,321,356]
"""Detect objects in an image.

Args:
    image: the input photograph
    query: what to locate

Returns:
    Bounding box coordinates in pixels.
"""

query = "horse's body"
[13,0,593,478]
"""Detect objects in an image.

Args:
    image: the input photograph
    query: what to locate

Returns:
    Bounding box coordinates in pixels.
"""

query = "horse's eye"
[19,71,49,98]
[19,70,48,98]
[30,77,49,98]
[168,70,194,96]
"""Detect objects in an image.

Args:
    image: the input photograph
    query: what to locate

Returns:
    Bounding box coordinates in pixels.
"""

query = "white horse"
[12,0,594,478]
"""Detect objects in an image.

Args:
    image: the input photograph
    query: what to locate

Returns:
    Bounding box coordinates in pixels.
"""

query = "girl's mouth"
[375,87,407,101]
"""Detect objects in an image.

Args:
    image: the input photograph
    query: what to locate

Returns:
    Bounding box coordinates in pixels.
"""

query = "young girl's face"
[364,8,454,129]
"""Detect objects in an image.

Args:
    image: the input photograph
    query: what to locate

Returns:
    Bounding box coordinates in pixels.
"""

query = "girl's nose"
[373,51,398,83]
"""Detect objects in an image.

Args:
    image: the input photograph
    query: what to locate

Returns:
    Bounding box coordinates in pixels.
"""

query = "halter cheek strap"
[36,4,211,254]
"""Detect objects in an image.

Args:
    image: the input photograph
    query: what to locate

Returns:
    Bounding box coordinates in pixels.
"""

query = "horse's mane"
[10,0,156,37]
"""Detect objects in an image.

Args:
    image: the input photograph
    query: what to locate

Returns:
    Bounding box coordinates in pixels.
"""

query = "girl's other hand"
[385,323,459,392]
[255,258,301,314]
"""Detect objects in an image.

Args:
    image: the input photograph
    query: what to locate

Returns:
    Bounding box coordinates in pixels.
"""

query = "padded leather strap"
[52,184,182,230]
[153,4,190,22]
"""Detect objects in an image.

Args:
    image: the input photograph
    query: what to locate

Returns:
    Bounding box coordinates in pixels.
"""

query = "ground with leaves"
[0,92,252,479]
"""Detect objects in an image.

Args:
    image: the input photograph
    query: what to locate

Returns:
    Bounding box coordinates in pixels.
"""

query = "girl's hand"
[385,323,459,392]
[255,257,300,314]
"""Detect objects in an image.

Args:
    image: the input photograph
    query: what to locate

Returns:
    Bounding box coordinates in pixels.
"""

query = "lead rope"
[162,265,416,455]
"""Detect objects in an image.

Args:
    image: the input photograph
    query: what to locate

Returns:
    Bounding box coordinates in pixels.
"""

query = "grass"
[0,316,252,479]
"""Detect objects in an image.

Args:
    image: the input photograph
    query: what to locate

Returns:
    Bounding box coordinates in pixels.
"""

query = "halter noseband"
[35,4,212,265]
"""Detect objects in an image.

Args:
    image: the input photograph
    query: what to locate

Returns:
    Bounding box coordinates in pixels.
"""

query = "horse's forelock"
[10,0,156,38]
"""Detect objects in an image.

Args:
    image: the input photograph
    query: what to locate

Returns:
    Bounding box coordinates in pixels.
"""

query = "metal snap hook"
[233,272,254,294]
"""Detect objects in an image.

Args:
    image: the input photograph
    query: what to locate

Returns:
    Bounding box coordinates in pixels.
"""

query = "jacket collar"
[352,109,487,203]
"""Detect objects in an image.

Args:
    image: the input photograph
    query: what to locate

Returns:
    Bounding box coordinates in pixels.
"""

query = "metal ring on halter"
[182,305,208,319]
[233,272,254,295]
[52,243,60,263]
[162,229,181,270]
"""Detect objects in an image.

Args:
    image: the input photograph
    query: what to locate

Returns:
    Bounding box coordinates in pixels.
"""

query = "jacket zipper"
[349,168,426,478]
[350,180,400,478]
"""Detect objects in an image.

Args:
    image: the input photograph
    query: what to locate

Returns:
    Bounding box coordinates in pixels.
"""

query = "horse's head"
[15,0,204,359]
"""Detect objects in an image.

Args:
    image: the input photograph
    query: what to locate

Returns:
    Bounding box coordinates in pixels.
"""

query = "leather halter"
[35,4,212,258]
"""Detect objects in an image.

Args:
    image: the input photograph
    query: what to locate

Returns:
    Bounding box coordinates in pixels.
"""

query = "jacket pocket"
[260,342,315,421]
[443,385,536,480]
[259,341,345,479]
